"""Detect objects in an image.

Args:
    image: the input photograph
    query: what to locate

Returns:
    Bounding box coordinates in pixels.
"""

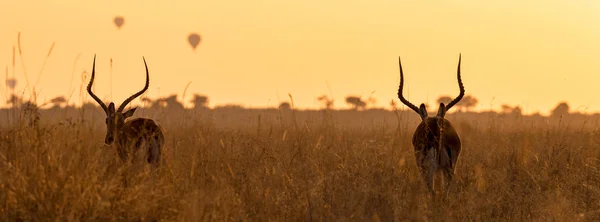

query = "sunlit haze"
[1,0,600,114]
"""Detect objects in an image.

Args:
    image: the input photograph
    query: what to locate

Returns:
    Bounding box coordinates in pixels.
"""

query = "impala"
[88,55,165,167]
[397,54,465,194]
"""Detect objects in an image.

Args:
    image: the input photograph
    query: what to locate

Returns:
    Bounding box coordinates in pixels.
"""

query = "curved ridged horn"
[117,57,149,112]
[397,56,421,114]
[87,54,109,114]
[444,54,465,111]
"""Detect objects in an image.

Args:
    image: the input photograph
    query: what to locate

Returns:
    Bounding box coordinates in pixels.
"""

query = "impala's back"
[118,118,165,165]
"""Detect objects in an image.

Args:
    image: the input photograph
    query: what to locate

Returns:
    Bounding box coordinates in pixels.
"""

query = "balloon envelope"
[114,16,124,29]
[6,78,16,89]
[188,33,201,50]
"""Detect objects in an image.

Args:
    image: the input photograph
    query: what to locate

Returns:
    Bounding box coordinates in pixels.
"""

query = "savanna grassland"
[1,105,600,221]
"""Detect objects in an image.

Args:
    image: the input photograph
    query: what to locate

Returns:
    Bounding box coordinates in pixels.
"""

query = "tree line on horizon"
[2,91,579,118]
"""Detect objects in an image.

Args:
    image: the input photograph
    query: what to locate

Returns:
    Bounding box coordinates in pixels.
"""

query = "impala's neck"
[113,126,129,145]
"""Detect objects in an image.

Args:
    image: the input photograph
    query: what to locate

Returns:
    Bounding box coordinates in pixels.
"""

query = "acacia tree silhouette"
[191,94,209,109]
[551,102,570,117]
[437,96,452,106]
[278,102,291,110]
[163,95,184,109]
[317,95,334,110]
[345,96,366,110]
[501,104,522,115]
[49,96,66,108]
[457,95,478,112]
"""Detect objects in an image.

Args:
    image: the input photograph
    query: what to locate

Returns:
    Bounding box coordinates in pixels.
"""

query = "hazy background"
[1,0,600,115]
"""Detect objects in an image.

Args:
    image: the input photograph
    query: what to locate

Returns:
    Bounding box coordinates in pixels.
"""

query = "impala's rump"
[413,118,461,172]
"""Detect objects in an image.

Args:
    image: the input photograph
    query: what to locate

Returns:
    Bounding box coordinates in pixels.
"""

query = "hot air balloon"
[188,33,201,51]
[6,78,16,90]
[113,16,125,30]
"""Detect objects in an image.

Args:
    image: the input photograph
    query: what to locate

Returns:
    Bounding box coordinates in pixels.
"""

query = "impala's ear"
[123,107,137,118]
[437,103,447,117]
[419,103,428,120]
[108,102,115,113]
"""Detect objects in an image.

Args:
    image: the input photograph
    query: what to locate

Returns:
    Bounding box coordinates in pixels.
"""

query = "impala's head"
[87,55,149,145]
[397,54,465,121]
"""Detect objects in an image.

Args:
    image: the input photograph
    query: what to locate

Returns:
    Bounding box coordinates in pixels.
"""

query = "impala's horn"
[398,56,427,120]
[117,57,150,112]
[87,54,109,114]
[443,54,465,113]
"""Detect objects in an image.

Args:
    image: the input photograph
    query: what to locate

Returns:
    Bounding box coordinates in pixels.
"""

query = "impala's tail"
[425,147,437,193]
[147,137,161,166]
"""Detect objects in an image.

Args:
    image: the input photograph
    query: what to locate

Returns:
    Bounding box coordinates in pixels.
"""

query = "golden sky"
[1,0,600,114]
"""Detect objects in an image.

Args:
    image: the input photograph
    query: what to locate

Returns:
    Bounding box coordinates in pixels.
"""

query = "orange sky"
[1,0,600,114]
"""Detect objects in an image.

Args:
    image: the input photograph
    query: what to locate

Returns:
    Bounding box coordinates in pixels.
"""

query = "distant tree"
[49,96,66,108]
[317,95,334,109]
[501,104,522,115]
[345,96,367,110]
[437,96,452,105]
[457,95,478,112]
[159,95,184,110]
[512,106,522,115]
[278,102,291,110]
[551,102,570,117]
[191,94,209,109]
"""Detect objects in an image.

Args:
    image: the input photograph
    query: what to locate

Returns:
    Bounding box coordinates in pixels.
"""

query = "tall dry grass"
[1,106,599,221]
